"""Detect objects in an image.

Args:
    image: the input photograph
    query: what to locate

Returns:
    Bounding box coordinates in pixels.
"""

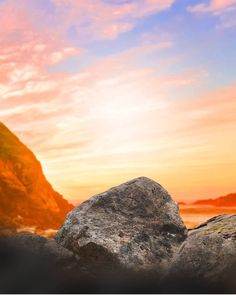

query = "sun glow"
[0,0,235,203]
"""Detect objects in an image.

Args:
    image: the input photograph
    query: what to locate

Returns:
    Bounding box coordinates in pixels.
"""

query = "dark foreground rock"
[0,232,178,293]
[7,234,77,269]
[0,233,98,293]
[0,233,176,293]
[164,214,236,293]
[55,177,187,272]
[1,215,236,293]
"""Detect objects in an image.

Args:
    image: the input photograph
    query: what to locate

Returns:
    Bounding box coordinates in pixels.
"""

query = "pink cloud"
[0,1,32,39]
[0,0,83,75]
[188,0,236,14]
[0,0,220,202]
[0,36,204,161]
[188,0,236,30]
[52,0,175,40]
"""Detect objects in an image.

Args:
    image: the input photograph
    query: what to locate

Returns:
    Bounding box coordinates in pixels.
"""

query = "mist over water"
[180,205,236,228]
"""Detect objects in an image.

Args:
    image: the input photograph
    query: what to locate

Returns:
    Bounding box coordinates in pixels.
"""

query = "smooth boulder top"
[166,214,236,290]
[55,177,187,271]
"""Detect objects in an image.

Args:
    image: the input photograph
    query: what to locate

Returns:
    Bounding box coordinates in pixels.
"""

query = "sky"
[0,0,236,203]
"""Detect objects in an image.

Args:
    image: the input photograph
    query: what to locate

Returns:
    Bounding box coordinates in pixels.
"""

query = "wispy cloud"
[1,42,209,202]
[0,0,235,202]
[52,0,175,40]
[188,0,236,14]
[188,0,236,30]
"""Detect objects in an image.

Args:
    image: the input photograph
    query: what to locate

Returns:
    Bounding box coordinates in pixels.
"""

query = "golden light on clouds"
[0,0,236,203]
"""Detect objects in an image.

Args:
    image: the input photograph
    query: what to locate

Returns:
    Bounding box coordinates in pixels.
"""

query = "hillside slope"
[0,122,73,232]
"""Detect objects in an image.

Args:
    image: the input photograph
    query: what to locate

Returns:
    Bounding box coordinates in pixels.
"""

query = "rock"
[165,214,236,292]
[7,233,77,269]
[0,227,16,237]
[0,233,97,293]
[55,177,187,272]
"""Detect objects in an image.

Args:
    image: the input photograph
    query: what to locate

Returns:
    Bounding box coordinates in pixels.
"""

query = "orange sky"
[0,0,236,203]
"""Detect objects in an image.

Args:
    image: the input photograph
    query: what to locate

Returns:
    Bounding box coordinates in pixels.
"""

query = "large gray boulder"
[55,177,187,272]
[165,214,236,292]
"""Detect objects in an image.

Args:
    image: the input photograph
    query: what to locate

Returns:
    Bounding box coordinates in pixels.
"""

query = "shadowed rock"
[165,214,236,293]
[0,234,99,293]
[7,234,77,269]
[55,177,187,272]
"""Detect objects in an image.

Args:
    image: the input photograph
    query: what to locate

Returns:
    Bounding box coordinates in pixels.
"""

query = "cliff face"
[0,122,73,232]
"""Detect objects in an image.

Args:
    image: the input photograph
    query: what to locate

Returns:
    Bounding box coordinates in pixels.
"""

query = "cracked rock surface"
[55,177,187,271]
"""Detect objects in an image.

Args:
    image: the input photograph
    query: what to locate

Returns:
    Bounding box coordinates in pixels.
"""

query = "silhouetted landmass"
[178,201,186,205]
[193,193,236,207]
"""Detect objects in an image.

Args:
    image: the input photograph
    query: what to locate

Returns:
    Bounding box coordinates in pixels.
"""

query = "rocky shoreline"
[1,177,236,293]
